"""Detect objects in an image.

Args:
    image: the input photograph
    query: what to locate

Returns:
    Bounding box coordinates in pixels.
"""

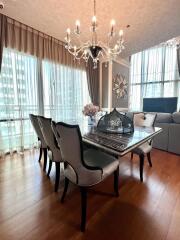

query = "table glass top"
[58,118,162,156]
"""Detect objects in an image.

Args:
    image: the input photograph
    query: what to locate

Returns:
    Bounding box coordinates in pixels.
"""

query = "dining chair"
[38,116,63,192]
[29,114,48,171]
[54,122,120,232]
[131,112,157,182]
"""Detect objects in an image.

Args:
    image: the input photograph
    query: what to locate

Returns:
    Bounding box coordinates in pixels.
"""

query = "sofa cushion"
[153,123,169,151]
[172,112,180,124]
[168,124,180,155]
[155,113,172,123]
[133,113,144,126]
[134,113,156,127]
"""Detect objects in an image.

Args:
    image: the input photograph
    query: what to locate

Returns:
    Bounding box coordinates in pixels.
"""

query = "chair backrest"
[134,113,157,127]
[55,122,83,172]
[29,114,47,148]
[38,116,60,152]
[51,121,60,146]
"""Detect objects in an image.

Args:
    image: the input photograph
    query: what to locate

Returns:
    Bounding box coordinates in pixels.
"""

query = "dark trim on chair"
[147,152,152,167]
[43,148,47,172]
[139,154,144,182]
[47,159,52,177]
[55,162,60,192]
[38,146,42,162]
[80,187,87,232]
[61,177,69,203]
[114,166,119,197]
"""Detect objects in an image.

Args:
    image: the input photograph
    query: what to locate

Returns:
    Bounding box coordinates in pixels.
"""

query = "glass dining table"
[61,117,162,157]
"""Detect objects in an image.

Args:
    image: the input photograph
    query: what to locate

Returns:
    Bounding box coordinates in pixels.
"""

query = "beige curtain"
[86,59,99,105]
[177,46,180,77]
[0,14,7,72]
[0,13,85,71]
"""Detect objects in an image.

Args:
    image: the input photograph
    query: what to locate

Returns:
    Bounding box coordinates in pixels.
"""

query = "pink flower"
[82,104,99,116]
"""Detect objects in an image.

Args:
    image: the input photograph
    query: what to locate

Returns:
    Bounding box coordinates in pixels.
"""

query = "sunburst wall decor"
[113,74,128,99]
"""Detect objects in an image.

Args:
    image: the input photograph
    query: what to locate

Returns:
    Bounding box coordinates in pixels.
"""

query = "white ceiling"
[1,0,180,57]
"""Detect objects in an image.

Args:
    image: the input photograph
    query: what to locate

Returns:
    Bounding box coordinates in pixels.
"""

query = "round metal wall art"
[113,74,128,99]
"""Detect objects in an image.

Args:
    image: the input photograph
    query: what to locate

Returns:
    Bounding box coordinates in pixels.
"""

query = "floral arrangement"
[82,103,99,117]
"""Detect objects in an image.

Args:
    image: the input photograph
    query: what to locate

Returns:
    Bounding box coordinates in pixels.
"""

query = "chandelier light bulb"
[119,29,123,37]
[75,20,80,34]
[76,20,80,27]
[110,19,115,36]
[66,28,71,42]
[111,19,116,26]
[92,15,97,24]
[92,15,97,32]
[66,28,71,35]
[115,44,118,50]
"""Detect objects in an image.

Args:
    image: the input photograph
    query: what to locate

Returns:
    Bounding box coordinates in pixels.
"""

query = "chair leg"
[55,162,60,192]
[43,148,47,172]
[61,177,69,203]
[140,154,144,182]
[114,166,119,197]
[47,160,52,177]
[80,187,87,232]
[147,152,152,167]
[38,147,42,162]
[131,152,134,160]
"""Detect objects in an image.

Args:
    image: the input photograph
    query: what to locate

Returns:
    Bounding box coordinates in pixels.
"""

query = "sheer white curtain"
[130,45,180,111]
[0,48,38,156]
[0,48,90,155]
[42,60,90,121]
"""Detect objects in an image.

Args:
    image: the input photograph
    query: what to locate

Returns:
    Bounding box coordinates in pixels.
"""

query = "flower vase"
[88,116,95,125]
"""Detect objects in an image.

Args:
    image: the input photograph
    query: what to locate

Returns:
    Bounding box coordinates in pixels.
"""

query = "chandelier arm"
[98,40,124,55]
[66,41,90,52]
[100,46,122,57]
[65,31,89,48]
[74,50,90,61]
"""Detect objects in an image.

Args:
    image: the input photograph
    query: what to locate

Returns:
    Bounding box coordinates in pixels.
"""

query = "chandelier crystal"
[64,0,125,68]
[161,36,180,49]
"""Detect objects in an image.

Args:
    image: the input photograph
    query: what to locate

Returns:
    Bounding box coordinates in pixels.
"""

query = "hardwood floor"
[0,148,180,240]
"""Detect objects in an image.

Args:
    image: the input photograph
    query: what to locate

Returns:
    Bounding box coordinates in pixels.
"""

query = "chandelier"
[64,0,125,68]
[161,36,180,49]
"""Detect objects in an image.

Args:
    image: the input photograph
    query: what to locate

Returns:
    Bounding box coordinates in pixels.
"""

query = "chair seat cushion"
[132,142,152,155]
[84,149,119,180]
[64,149,119,187]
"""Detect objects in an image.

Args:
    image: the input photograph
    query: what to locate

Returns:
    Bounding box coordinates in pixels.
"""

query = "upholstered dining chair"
[131,112,157,182]
[29,114,48,171]
[54,122,120,232]
[38,116,63,192]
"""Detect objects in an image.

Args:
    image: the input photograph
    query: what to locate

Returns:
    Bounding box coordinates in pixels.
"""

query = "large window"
[130,45,180,111]
[42,60,90,121]
[0,48,38,154]
[0,48,90,155]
